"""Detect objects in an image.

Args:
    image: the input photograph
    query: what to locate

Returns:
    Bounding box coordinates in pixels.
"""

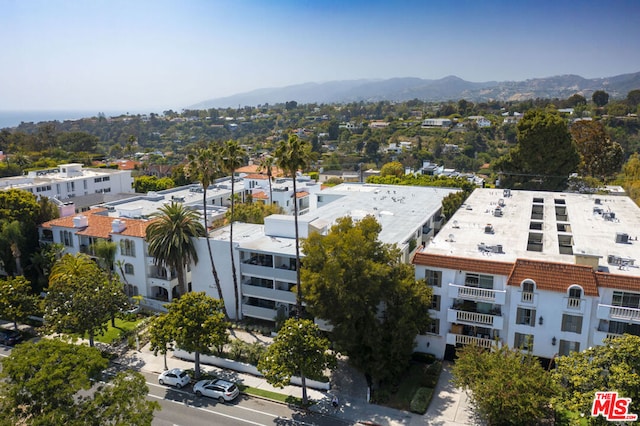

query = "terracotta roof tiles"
[507,259,599,296]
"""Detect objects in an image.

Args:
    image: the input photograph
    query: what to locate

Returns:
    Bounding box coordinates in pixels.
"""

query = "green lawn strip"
[237,384,306,406]
[71,317,143,344]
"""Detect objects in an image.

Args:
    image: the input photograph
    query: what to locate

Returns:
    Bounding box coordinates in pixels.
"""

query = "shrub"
[410,387,434,414]
[423,361,442,388]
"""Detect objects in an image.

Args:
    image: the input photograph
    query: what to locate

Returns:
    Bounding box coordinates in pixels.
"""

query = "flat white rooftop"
[313,183,458,245]
[424,188,640,276]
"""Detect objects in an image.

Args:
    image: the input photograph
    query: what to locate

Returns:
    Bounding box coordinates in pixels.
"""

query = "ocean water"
[0,110,152,129]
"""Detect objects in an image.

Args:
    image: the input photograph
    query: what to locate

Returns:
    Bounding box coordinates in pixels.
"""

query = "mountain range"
[191,72,640,109]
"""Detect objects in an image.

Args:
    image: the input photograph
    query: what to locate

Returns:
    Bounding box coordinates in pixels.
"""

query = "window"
[516,308,536,326]
[60,230,74,247]
[514,332,534,350]
[612,291,640,309]
[427,319,440,335]
[522,281,535,293]
[558,340,580,356]
[425,270,441,287]
[561,314,583,334]
[120,239,136,257]
[94,177,102,183]
[103,176,110,181]
[83,180,88,190]
[569,287,582,299]
[465,273,493,289]
[124,263,134,275]
[430,295,441,311]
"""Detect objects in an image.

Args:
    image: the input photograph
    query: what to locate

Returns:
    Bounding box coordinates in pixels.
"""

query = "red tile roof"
[507,259,599,296]
[596,272,640,292]
[296,191,309,199]
[41,208,153,239]
[412,253,513,276]
[412,252,639,296]
[244,173,269,180]
[252,191,268,200]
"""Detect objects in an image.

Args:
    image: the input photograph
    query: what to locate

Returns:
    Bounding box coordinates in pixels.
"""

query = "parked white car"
[158,368,191,388]
[193,379,240,403]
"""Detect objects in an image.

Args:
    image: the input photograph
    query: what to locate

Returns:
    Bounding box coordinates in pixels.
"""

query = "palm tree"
[146,202,205,299]
[222,140,247,321]
[257,155,275,205]
[185,145,226,315]
[275,134,311,318]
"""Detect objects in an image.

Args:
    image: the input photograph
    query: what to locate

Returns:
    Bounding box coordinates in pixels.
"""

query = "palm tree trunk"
[177,263,186,297]
[203,189,226,317]
[89,331,95,347]
[268,173,273,205]
[293,178,303,317]
[229,178,240,321]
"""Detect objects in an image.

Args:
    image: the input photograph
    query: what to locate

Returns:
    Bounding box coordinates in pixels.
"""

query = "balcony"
[242,263,297,282]
[448,284,506,304]
[593,329,623,345]
[242,304,277,321]
[597,304,640,323]
[564,297,584,313]
[447,308,504,329]
[241,284,296,304]
[519,291,538,305]
[446,333,499,349]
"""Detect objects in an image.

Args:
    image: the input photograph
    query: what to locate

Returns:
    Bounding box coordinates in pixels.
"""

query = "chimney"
[72,215,88,228]
[111,219,126,233]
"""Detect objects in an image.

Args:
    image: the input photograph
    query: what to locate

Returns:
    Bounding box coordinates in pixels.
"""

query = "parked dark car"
[0,329,23,346]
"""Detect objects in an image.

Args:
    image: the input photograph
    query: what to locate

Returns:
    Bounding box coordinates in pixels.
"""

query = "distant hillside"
[191,72,640,108]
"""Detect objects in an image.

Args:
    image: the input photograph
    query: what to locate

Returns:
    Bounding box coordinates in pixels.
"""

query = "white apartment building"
[0,164,133,210]
[40,180,458,321]
[191,182,458,321]
[412,188,640,362]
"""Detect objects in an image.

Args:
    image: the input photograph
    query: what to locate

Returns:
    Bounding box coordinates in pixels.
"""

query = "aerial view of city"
[1,0,640,425]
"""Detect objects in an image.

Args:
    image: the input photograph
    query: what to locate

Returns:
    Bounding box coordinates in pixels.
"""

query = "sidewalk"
[113,334,475,426]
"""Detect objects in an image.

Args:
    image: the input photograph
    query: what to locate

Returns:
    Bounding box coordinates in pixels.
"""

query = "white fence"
[173,349,331,391]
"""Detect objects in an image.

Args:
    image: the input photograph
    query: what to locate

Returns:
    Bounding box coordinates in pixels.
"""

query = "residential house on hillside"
[413,188,640,362]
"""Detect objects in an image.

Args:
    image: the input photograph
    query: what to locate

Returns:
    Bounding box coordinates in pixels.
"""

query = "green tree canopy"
[0,275,38,329]
[494,108,580,190]
[570,120,624,180]
[257,318,336,405]
[592,90,610,107]
[553,334,640,422]
[133,175,175,193]
[162,292,229,378]
[301,215,432,388]
[45,253,128,346]
[452,343,558,425]
[225,200,283,224]
[0,339,159,426]
[380,161,405,177]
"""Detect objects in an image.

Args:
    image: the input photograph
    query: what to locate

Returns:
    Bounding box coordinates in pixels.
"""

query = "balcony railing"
[597,304,640,322]
[446,333,497,349]
[566,297,581,310]
[521,292,534,303]
[448,284,506,304]
[447,308,504,329]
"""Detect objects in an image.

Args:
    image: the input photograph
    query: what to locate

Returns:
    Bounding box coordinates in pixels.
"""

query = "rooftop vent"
[503,189,512,197]
[595,198,601,205]
[484,224,495,234]
[607,255,636,266]
[603,211,616,221]
[493,207,503,217]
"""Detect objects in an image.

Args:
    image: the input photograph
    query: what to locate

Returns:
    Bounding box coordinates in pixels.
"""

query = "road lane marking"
[148,393,267,426]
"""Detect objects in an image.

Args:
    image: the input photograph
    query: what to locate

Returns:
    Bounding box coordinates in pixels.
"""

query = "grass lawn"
[92,316,144,344]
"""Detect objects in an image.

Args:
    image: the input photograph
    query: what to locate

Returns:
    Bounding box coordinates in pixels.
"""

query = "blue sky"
[1,0,639,111]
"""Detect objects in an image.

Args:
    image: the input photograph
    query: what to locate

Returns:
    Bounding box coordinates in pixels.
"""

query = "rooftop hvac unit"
[493,207,503,217]
[484,224,494,234]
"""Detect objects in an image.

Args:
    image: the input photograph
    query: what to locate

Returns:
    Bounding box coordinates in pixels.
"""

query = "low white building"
[413,188,640,362]
[422,118,452,128]
[0,163,134,216]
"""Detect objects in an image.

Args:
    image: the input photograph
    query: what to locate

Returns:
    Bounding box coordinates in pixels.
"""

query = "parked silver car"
[193,379,240,403]
[158,368,191,388]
